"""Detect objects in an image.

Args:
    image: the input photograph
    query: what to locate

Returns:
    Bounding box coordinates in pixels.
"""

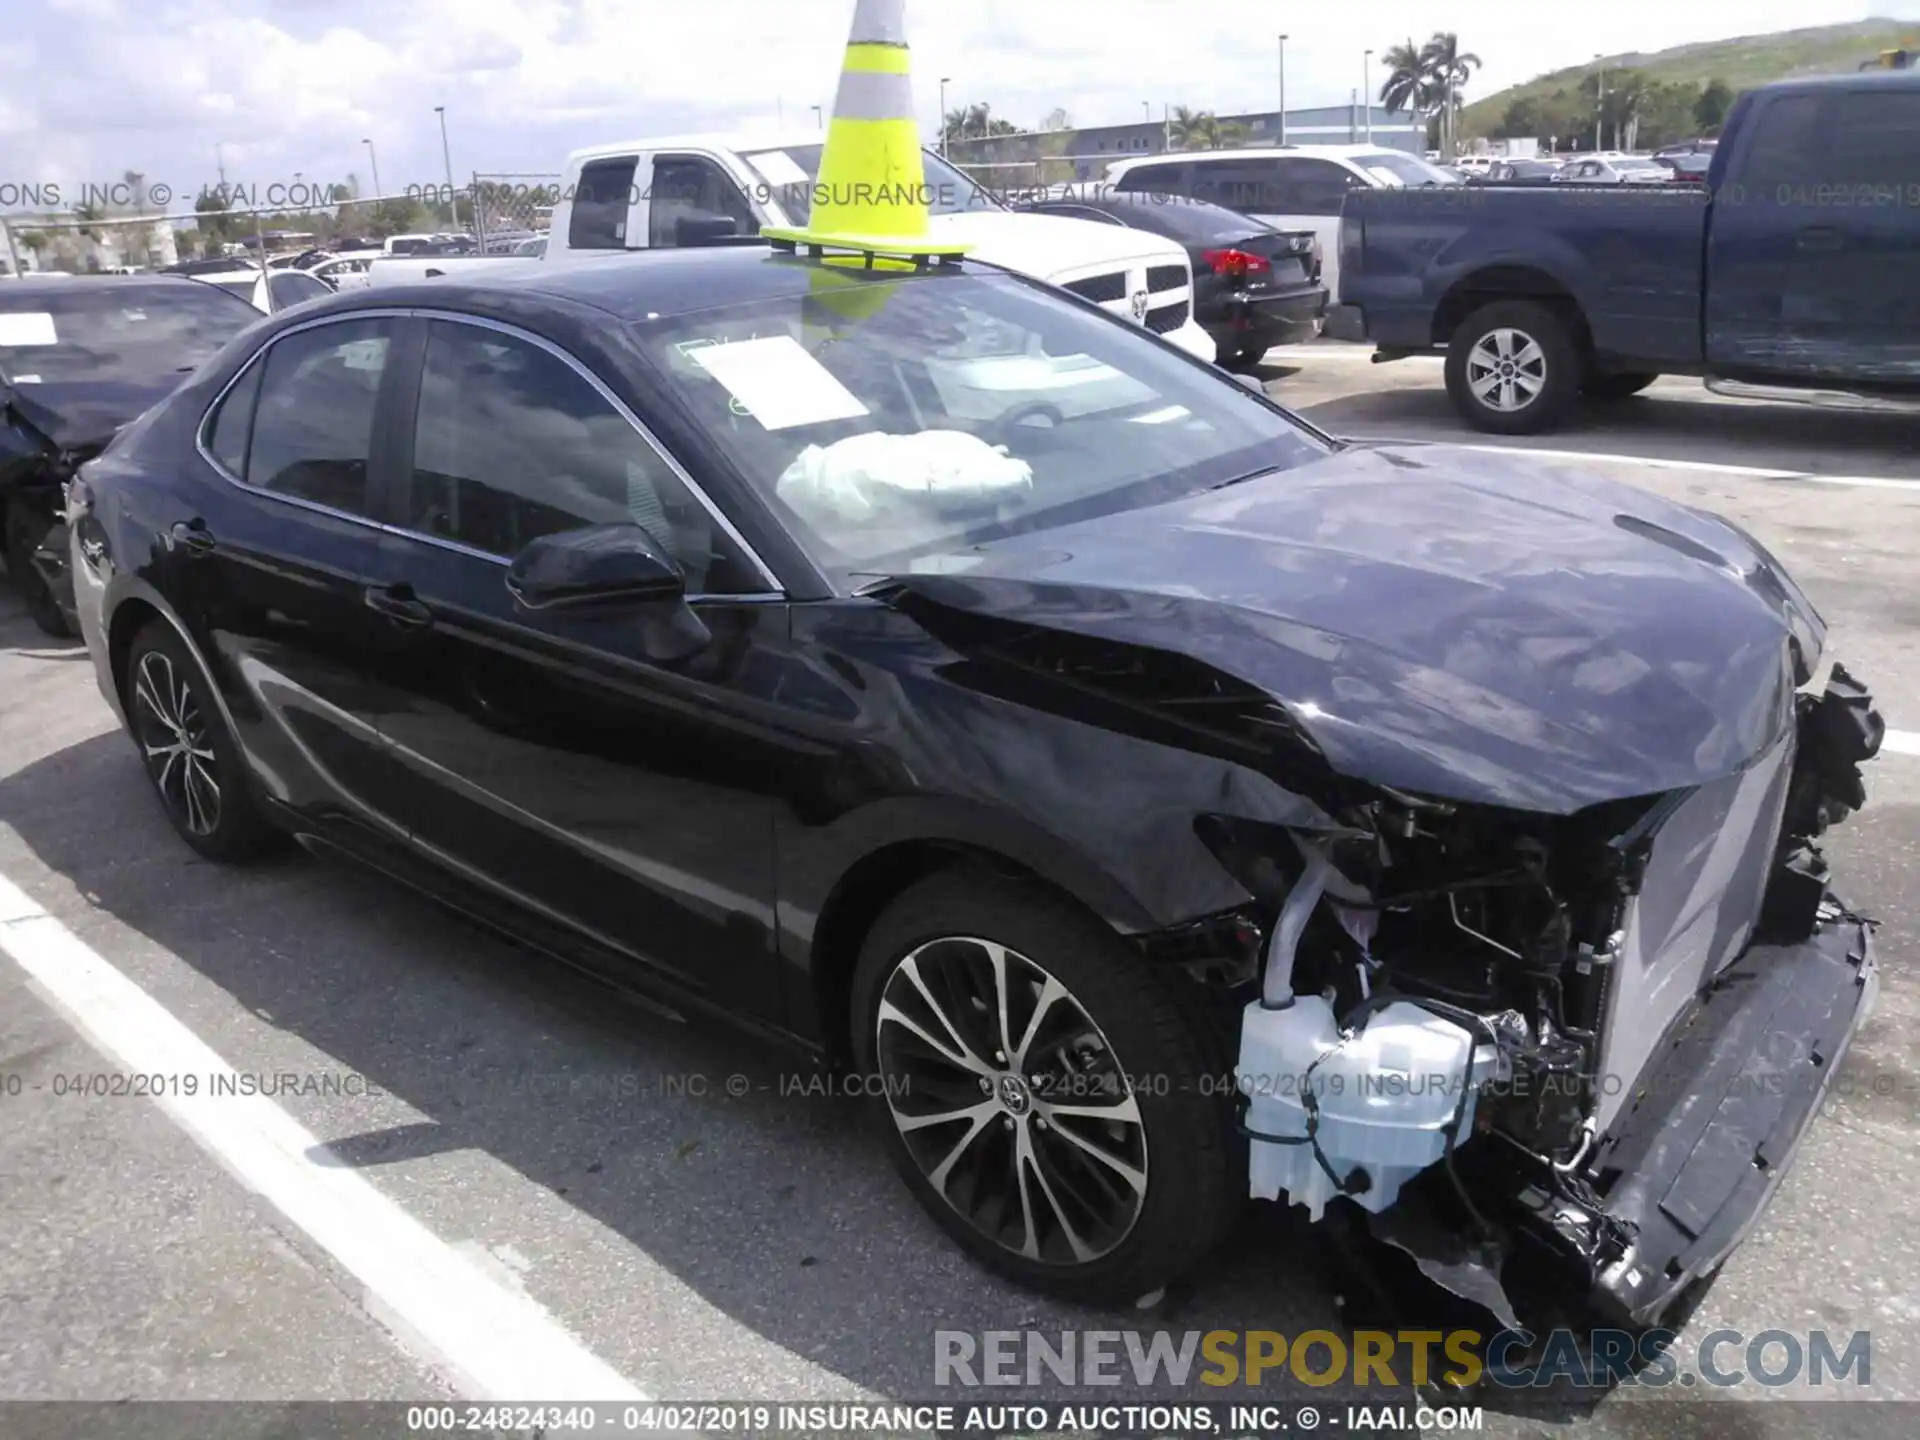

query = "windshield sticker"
[0,312,59,347]
[687,334,869,430]
[745,151,812,191]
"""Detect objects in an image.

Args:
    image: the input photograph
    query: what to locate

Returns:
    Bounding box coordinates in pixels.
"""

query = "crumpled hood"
[889,444,1827,814]
[3,376,180,453]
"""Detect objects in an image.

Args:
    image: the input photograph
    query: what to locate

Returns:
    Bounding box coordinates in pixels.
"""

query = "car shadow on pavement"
[0,719,1637,1420]
[1291,387,1920,477]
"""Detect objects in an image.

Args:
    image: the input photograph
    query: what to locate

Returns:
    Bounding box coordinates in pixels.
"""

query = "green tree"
[1420,31,1482,156]
[1495,95,1544,139]
[1167,105,1245,151]
[1694,77,1734,132]
[1378,39,1435,116]
[943,103,1019,146]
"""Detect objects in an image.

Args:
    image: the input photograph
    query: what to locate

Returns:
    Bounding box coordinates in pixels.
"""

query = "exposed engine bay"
[1228,662,1883,1329]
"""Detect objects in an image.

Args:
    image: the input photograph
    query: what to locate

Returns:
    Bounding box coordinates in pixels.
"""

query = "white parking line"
[0,872,647,1406]
[1886,730,1920,758]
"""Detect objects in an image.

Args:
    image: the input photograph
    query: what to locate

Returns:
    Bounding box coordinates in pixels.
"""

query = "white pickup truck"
[368,131,1216,362]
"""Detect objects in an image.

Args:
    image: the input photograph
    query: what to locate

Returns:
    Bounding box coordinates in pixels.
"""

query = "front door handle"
[169,519,216,556]
[1796,225,1845,254]
[363,584,434,628]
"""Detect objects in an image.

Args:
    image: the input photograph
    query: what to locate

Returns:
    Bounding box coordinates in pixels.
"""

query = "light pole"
[363,139,381,200]
[1594,56,1606,151]
[434,105,457,227]
[811,103,824,127]
[1278,35,1289,144]
[1363,50,1373,141]
[940,78,952,155]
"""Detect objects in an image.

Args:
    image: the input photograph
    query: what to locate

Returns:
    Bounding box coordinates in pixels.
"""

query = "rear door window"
[1739,94,1828,196]
[1111,162,1191,197]
[569,157,638,250]
[1275,159,1363,215]
[240,319,395,517]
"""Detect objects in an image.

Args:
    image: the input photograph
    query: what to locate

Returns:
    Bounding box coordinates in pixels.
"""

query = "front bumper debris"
[1367,896,1877,1330]
[1581,895,1877,1325]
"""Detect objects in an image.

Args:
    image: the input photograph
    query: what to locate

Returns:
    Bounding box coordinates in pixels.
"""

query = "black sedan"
[1,275,261,635]
[1017,186,1324,368]
[69,247,1882,1323]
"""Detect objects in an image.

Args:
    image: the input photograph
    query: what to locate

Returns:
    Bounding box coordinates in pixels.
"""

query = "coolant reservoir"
[1238,997,1496,1219]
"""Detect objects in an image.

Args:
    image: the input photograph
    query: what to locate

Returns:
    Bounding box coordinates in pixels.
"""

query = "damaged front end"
[1,392,93,637]
[1229,663,1882,1330]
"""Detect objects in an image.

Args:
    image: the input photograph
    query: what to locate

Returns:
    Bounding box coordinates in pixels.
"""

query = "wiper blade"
[1210,465,1283,492]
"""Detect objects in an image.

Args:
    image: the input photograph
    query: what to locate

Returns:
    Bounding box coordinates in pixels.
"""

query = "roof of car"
[569,130,831,164]
[314,245,973,325]
[0,274,243,298]
[1108,144,1414,168]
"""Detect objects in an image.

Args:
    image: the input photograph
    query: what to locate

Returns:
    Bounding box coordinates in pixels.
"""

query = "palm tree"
[1166,106,1246,152]
[1378,39,1434,116]
[1420,31,1482,157]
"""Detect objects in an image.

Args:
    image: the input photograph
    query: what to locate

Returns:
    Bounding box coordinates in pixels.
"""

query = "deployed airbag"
[776,429,1033,522]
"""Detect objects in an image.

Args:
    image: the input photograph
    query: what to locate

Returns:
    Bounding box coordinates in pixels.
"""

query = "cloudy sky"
[3,0,1916,207]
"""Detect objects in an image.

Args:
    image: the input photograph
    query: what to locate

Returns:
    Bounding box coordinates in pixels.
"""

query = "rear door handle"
[1796,225,1845,254]
[363,584,434,628]
[169,519,216,556]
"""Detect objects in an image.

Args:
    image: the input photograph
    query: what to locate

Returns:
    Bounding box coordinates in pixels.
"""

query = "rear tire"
[1583,371,1658,401]
[123,620,281,862]
[851,870,1241,1304]
[1444,300,1582,435]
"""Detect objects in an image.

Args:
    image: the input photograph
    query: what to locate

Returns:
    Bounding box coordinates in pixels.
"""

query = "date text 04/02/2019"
[401,1403,1444,1435]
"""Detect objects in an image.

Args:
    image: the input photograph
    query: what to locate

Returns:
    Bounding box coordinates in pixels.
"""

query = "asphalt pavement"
[2,350,1917,1437]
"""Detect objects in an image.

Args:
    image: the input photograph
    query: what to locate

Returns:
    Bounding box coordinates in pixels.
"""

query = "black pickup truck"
[1325,70,1920,433]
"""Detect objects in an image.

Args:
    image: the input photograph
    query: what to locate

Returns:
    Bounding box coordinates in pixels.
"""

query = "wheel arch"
[802,812,1168,1067]
[102,578,242,743]
[1432,263,1594,358]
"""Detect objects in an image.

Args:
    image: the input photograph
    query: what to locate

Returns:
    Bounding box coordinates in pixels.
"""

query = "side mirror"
[675,214,741,247]
[506,524,687,612]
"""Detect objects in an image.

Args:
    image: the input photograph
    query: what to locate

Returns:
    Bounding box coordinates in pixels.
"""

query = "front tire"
[851,871,1241,1303]
[1444,300,1582,435]
[123,620,280,862]
[3,497,73,638]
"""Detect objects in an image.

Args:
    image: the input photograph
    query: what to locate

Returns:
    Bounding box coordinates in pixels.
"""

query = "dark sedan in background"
[1,276,260,634]
[67,245,1881,1329]
[1016,186,1325,368]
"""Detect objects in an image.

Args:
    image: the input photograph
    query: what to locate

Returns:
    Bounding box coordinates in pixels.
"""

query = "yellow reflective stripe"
[842,43,911,75]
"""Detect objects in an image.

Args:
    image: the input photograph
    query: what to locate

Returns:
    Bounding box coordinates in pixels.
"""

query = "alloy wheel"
[874,936,1148,1266]
[1466,327,1548,413]
[132,650,222,837]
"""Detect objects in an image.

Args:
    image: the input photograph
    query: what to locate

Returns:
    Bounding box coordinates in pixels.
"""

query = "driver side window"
[405,320,761,594]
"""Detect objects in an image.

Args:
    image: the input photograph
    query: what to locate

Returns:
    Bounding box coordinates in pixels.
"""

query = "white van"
[368,131,1218,363]
[1101,145,1462,301]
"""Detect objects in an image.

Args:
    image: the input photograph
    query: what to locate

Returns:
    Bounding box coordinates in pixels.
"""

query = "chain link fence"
[472,173,562,252]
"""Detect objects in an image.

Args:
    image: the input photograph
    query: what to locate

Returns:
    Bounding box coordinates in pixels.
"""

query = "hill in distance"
[1462,16,1918,138]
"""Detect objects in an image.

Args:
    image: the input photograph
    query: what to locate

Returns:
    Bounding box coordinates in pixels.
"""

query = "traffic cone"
[763,0,969,263]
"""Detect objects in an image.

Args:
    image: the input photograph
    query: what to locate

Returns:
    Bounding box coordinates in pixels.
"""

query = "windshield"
[636,268,1328,586]
[0,284,257,385]
[1352,152,1463,186]
[740,144,1004,225]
